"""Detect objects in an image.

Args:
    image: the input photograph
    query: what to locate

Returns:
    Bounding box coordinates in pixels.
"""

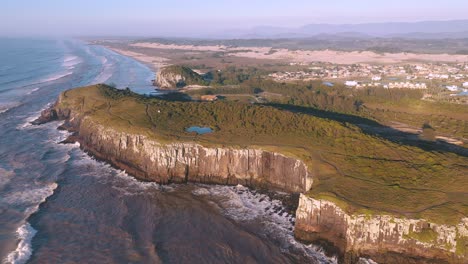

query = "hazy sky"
[1,0,468,36]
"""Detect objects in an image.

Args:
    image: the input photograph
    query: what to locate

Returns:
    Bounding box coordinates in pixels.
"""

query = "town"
[268,62,468,94]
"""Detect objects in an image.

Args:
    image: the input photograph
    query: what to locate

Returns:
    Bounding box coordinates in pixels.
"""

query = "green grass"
[58,84,468,225]
[403,227,439,243]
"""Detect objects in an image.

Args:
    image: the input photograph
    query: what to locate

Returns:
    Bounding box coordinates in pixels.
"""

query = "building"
[446,85,459,92]
[345,81,358,87]
[200,95,218,101]
[371,76,382,81]
[388,82,427,89]
[463,82,468,88]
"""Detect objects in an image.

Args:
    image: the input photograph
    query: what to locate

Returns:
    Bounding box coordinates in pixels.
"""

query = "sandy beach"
[106,46,170,70]
[131,42,468,65]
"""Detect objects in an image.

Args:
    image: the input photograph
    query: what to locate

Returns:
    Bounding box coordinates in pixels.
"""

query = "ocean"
[0,38,334,264]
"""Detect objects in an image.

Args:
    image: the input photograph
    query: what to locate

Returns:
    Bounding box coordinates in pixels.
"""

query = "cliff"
[154,65,205,89]
[39,95,312,193]
[37,84,468,263]
[295,194,468,263]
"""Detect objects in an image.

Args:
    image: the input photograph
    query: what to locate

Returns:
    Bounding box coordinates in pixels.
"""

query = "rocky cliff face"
[154,70,185,89]
[295,194,468,263]
[38,91,467,263]
[44,102,313,193]
[154,65,204,89]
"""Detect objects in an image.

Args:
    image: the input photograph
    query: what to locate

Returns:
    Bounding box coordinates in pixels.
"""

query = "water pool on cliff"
[186,126,213,134]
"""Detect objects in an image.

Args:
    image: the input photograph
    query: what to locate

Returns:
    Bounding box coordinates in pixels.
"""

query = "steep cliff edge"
[154,65,206,89]
[295,194,468,263]
[37,84,468,263]
[40,92,312,193]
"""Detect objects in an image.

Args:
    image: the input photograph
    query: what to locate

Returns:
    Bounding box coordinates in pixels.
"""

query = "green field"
[58,84,468,225]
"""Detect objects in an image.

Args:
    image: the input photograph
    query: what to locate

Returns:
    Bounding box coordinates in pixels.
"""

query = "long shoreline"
[102,45,169,71]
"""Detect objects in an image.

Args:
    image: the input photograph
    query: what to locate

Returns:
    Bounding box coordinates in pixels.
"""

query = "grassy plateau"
[58,84,468,225]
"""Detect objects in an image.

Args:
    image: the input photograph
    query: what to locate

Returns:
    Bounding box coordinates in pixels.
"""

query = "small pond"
[186,126,213,134]
[322,81,334,87]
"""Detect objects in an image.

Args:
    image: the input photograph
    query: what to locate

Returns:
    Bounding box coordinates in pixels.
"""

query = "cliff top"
[57,84,468,225]
[156,65,207,88]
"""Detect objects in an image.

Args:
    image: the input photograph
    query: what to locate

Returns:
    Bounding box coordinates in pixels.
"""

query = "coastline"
[103,45,169,71]
[34,84,468,263]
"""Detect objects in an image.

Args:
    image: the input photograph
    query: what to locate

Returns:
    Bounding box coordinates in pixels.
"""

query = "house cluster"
[269,62,468,85]
[387,82,427,89]
[446,82,468,96]
[344,81,427,89]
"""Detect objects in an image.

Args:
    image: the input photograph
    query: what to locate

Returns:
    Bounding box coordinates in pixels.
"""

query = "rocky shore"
[35,89,468,263]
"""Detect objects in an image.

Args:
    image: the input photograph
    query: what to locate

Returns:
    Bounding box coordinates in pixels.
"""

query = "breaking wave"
[3,223,37,264]
[193,185,337,264]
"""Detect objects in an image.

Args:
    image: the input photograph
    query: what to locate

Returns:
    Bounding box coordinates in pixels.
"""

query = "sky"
[1,0,468,37]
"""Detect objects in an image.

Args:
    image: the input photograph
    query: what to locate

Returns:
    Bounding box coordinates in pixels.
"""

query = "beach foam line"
[26,87,40,95]
[3,223,37,264]
[62,55,82,70]
[3,182,58,264]
[38,71,73,84]
[90,56,113,84]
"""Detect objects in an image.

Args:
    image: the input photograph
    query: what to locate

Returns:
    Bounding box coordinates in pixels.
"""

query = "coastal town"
[268,62,468,94]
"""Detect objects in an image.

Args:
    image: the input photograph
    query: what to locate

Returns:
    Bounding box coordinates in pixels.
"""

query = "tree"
[420,123,436,141]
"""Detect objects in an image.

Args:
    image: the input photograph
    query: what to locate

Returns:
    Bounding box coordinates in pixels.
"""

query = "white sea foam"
[193,185,337,264]
[39,71,73,84]
[91,56,113,84]
[26,87,40,95]
[71,150,167,196]
[3,223,37,264]
[16,103,53,130]
[3,182,57,264]
[357,258,379,264]
[0,102,21,114]
[62,55,82,70]
[3,183,58,214]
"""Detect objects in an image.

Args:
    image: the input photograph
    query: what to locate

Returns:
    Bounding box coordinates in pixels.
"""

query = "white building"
[463,82,468,88]
[446,85,459,92]
[345,81,358,87]
[371,76,382,81]
[388,82,427,89]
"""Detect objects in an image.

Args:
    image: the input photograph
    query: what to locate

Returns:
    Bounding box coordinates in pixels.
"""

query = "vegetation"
[188,76,468,142]
[59,84,468,225]
[403,227,439,243]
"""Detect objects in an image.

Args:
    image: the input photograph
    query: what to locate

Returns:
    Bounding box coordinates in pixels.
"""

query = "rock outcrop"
[154,65,205,89]
[295,194,468,263]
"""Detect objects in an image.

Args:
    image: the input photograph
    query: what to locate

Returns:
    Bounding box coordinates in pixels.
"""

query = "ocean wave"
[38,71,73,84]
[16,103,52,130]
[26,87,40,95]
[3,181,58,264]
[0,102,22,115]
[91,56,113,84]
[3,183,58,213]
[194,185,337,264]
[3,223,37,264]
[71,150,167,196]
[62,55,82,70]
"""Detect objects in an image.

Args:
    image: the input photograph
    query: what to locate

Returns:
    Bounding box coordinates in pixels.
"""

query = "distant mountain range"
[212,20,468,39]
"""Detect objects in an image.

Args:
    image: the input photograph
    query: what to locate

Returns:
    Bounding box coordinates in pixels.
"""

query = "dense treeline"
[190,73,424,115]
